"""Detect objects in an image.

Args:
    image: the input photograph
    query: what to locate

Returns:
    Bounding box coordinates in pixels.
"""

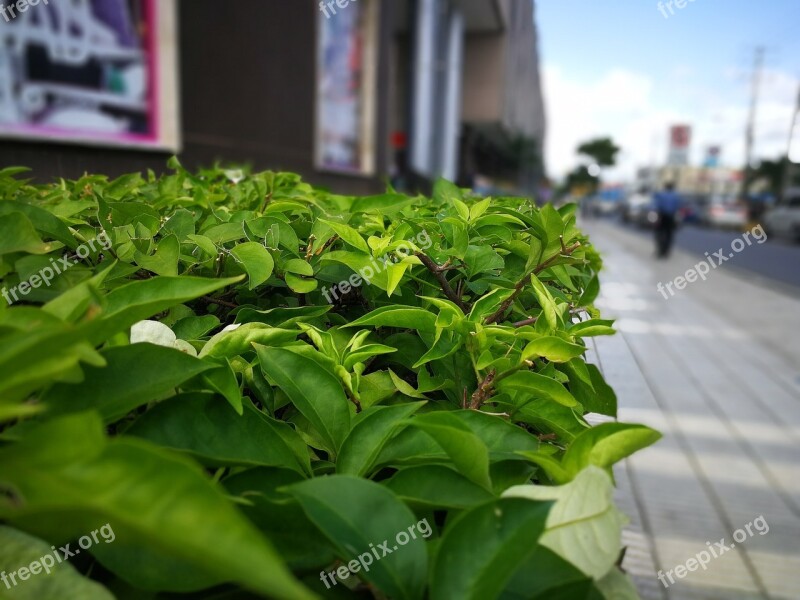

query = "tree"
[577,137,621,168]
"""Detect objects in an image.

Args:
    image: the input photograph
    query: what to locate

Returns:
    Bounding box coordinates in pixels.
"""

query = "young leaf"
[230,242,274,289]
[256,345,351,455]
[288,475,428,600]
[430,498,552,600]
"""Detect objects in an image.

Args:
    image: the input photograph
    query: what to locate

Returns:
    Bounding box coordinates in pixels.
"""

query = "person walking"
[653,182,681,258]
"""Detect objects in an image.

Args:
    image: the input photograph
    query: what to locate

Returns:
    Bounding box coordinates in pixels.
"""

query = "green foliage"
[0,163,659,598]
[576,137,621,168]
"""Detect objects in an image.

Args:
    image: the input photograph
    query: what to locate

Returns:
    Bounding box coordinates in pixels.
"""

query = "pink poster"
[0,0,178,149]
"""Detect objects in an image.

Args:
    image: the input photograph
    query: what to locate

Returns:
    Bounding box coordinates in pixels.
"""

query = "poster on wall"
[315,0,378,175]
[0,0,180,150]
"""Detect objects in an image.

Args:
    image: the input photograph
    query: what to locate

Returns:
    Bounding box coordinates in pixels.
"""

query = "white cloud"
[543,64,799,182]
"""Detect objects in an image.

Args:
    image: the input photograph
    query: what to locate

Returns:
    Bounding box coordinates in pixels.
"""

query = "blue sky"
[535,0,800,180]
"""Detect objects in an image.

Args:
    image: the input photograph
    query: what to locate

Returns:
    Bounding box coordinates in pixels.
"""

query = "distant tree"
[563,165,600,195]
[577,137,621,168]
[752,156,800,197]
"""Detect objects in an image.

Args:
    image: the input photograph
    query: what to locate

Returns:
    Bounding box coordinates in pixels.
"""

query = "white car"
[763,191,800,241]
[701,195,748,229]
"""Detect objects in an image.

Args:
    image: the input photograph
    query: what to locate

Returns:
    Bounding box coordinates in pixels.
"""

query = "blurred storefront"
[0,0,545,194]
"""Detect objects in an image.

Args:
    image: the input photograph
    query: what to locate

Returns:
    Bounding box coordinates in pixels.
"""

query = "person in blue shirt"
[653,182,682,258]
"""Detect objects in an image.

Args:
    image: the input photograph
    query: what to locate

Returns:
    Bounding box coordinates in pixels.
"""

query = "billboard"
[703,145,721,168]
[0,0,179,150]
[667,125,691,166]
[315,0,378,175]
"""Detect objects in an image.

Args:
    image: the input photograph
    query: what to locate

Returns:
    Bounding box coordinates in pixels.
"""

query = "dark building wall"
[0,0,393,195]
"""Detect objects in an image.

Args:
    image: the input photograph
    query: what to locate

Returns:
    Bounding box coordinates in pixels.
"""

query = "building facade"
[0,0,545,194]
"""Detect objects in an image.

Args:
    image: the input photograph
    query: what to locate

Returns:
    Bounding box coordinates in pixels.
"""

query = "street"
[582,219,800,600]
[618,220,800,292]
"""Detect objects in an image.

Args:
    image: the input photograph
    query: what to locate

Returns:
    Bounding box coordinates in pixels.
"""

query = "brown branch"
[513,316,538,328]
[304,234,317,260]
[315,235,339,256]
[469,369,496,409]
[199,296,239,309]
[469,361,532,410]
[484,241,581,325]
[345,389,362,413]
[415,252,470,313]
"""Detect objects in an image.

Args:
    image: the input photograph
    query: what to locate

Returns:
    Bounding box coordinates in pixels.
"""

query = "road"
[616,220,800,292]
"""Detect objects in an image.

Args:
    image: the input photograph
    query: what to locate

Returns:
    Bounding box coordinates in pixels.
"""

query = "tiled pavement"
[582,220,800,600]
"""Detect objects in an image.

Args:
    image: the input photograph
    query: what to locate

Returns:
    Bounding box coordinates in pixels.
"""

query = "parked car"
[763,190,800,241]
[699,195,747,229]
[621,191,652,224]
[678,193,707,224]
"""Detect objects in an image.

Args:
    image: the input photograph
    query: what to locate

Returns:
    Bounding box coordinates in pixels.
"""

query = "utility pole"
[743,46,765,200]
[780,82,800,203]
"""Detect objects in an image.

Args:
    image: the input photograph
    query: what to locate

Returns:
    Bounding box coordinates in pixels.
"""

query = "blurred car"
[699,195,747,229]
[587,195,620,217]
[763,189,800,241]
[678,193,707,224]
[621,191,652,224]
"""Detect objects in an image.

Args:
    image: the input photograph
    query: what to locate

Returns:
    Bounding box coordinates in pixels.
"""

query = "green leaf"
[349,193,411,214]
[430,498,551,600]
[199,323,298,359]
[289,475,429,600]
[256,345,351,455]
[42,267,111,323]
[0,325,105,404]
[500,546,599,600]
[230,242,274,289]
[0,525,115,599]
[497,371,578,407]
[569,319,615,337]
[0,201,77,249]
[0,212,51,255]
[0,413,313,599]
[201,357,243,414]
[503,467,627,579]
[134,234,180,276]
[86,276,242,344]
[346,306,438,333]
[235,305,331,328]
[521,336,586,363]
[529,272,560,330]
[285,272,318,293]
[337,402,425,476]
[42,343,213,422]
[385,465,494,509]
[223,468,335,571]
[128,393,312,476]
[578,275,600,306]
[562,422,661,479]
[318,219,371,254]
[409,412,492,490]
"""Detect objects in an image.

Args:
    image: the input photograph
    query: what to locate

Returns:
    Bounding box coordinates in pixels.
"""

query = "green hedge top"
[0,162,658,599]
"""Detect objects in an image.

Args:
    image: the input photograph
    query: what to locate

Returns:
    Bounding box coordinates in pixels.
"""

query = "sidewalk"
[582,220,800,600]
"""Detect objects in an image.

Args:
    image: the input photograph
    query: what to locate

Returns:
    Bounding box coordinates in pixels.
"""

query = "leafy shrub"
[0,162,659,599]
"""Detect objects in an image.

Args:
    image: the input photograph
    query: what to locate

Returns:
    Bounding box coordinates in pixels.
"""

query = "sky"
[535,0,800,182]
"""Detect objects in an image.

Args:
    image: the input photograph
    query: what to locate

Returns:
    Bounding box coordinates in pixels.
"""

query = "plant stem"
[485,241,581,325]
[415,252,470,313]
